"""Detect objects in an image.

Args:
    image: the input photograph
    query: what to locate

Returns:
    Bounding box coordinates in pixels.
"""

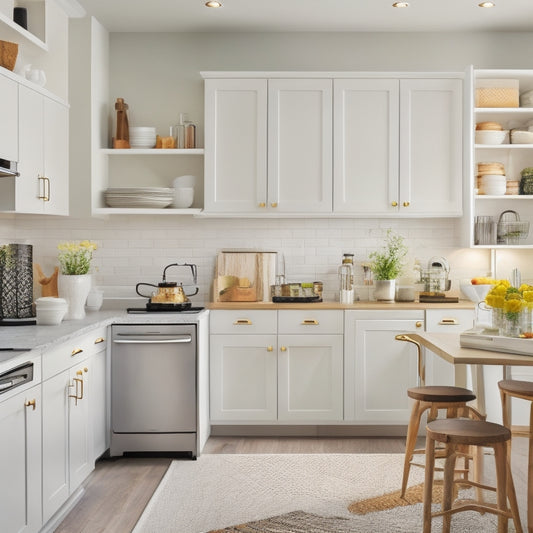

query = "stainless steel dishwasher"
[110,323,197,458]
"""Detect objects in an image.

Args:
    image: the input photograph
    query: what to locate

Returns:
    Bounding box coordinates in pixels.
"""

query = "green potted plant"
[369,229,408,301]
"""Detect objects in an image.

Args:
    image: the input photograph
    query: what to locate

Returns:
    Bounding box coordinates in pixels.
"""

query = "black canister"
[13,7,28,30]
[0,244,34,318]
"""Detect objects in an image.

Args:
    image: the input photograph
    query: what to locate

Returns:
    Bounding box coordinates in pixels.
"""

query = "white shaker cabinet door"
[0,73,18,162]
[0,385,42,533]
[268,79,333,213]
[333,78,399,214]
[277,334,343,421]
[399,78,463,216]
[204,78,268,213]
[210,334,278,421]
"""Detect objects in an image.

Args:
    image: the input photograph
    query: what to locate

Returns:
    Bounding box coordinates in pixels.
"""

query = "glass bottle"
[173,113,186,149]
[339,253,354,304]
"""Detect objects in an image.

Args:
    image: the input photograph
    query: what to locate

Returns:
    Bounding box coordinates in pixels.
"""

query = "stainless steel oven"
[110,323,197,458]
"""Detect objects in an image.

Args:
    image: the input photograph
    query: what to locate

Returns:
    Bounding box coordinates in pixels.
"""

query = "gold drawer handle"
[271,202,278,208]
[280,346,287,352]
[267,345,273,352]
[258,202,266,208]
[234,319,252,325]
[391,201,398,207]
[71,348,83,356]
[439,318,458,325]
[416,321,422,328]
[403,201,410,207]
[25,399,36,410]
[94,337,105,344]
[301,319,319,325]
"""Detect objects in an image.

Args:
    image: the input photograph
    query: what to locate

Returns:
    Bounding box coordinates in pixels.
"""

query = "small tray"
[146,301,192,312]
[272,296,322,303]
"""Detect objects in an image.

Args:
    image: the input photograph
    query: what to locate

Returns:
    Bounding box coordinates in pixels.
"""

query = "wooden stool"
[499,379,533,533]
[423,418,523,533]
[401,385,484,498]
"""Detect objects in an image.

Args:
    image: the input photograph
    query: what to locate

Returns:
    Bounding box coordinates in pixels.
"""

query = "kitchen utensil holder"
[497,209,530,245]
[0,244,34,318]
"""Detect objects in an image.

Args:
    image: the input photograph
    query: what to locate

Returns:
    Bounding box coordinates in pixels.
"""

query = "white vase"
[58,274,92,320]
[374,279,396,302]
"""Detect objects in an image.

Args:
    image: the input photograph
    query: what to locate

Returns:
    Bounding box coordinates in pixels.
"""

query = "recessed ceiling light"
[392,2,409,7]
[205,1,222,7]
[478,1,495,6]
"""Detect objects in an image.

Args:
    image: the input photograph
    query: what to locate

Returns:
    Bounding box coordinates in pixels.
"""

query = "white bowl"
[173,187,194,208]
[475,130,507,145]
[511,130,533,144]
[481,185,507,196]
[172,175,197,188]
[460,283,493,303]
[36,307,67,325]
[35,297,68,309]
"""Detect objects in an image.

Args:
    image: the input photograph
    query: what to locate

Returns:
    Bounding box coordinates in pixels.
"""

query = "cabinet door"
[268,79,332,213]
[0,385,42,533]
[346,317,421,423]
[399,78,463,216]
[90,346,108,461]
[204,78,267,213]
[69,364,93,491]
[43,97,69,215]
[16,85,44,214]
[42,370,69,523]
[0,74,18,162]
[210,334,277,421]
[333,79,399,214]
[277,334,343,421]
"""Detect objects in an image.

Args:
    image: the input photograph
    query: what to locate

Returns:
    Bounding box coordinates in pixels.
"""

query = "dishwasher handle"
[113,334,192,345]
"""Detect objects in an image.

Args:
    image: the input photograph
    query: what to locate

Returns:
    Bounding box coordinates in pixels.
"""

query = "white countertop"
[0,308,209,353]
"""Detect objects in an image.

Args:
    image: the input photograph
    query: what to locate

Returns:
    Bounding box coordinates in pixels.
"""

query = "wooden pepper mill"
[113,97,130,149]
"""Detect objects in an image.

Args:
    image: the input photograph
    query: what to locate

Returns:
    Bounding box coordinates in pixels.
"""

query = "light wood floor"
[55,435,529,533]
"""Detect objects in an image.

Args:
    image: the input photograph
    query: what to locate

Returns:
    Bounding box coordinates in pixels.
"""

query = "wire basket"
[0,244,34,318]
[497,210,530,245]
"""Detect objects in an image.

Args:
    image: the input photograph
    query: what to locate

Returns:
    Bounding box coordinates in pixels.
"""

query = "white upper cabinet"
[0,74,19,162]
[268,79,332,213]
[204,78,268,213]
[399,78,463,216]
[334,79,399,214]
[204,76,332,214]
[334,77,463,216]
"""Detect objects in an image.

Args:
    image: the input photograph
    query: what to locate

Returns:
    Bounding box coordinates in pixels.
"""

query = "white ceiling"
[76,0,533,33]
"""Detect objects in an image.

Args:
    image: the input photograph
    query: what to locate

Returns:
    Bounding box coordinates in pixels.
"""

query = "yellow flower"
[57,240,97,275]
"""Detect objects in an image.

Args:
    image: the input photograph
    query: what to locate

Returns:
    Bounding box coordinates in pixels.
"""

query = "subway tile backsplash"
[0,214,524,303]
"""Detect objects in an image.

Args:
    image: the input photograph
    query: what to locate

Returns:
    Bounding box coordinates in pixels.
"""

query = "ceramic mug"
[173,187,194,208]
[24,65,46,86]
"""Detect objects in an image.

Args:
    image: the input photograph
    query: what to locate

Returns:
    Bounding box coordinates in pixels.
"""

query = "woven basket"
[0,40,18,71]
[475,87,519,108]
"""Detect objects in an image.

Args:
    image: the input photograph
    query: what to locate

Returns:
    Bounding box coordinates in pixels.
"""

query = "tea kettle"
[136,263,199,304]
[421,256,451,293]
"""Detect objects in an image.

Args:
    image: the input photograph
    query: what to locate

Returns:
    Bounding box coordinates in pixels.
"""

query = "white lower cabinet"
[344,310,424,423]
[0,384,42,533]
[42,327,107,524]
[209,310,344,423]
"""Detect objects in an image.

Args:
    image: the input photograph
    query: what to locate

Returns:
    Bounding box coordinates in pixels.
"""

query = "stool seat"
[408,386,476,403]
[427,419,511,446]
[499,379,533,400]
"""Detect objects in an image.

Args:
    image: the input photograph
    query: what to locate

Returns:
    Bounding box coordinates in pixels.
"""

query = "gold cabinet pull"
[280,346,287,352]
[84,367,89,373]
[233,319,252,325]
[71,348,83,357]
[38,175,48,201]
[391,201,398,207]
[94,337,105,344]
[416,321,422,328]
[25,399,36,411]
[69,377,84,404]
[439,318,458,325]
[403,201,410,207]
[271,202,278,208]
[267,345,273,352]
[258,202,266,208]
[301,319,319,325]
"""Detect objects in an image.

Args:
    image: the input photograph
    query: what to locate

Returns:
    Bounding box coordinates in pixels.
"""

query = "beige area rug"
[133,453,518,533]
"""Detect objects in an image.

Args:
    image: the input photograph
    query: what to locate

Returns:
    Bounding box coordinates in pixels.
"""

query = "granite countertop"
[207,301,475,310]
[0,308,209,352]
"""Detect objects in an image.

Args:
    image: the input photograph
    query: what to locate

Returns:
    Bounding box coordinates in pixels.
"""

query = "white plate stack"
[104,187,174,208]
[129,127,157,148]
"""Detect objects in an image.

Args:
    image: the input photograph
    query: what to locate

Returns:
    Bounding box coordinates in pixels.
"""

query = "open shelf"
[101,148,204,155]
[0,7,47,51]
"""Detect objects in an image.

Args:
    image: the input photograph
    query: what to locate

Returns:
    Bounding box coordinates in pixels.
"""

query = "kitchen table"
[400,332,533,418]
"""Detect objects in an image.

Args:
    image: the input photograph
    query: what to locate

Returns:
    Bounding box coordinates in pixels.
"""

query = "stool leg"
[494,442,509,533]
[442,444,457,533]
[506,447,524,533]
[423,435,436,533]
[402,400,427,498]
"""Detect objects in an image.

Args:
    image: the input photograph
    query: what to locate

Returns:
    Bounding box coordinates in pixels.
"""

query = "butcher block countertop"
[207,301,475,310]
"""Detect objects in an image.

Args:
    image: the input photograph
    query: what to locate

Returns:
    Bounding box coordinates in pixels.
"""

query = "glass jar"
[502,311,524,338]
[490,307,504,335]
[338,253,354,304]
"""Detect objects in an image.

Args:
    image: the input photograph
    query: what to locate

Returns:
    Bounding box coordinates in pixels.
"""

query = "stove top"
[127,306,205,314]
